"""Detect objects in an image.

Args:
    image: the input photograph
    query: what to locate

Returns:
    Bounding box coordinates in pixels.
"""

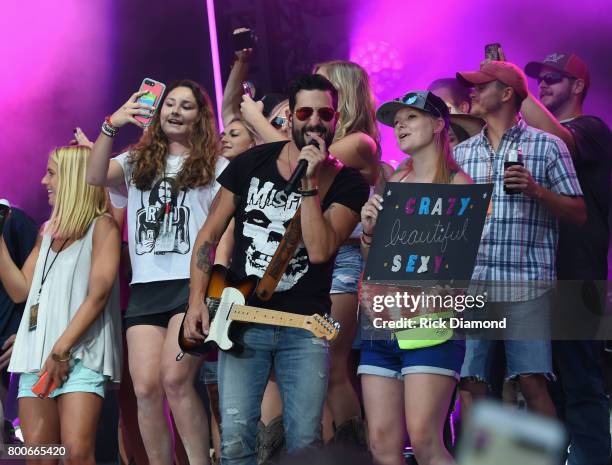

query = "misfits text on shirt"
[242,177,307,290]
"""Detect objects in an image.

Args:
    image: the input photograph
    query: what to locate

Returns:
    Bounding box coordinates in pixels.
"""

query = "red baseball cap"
[456,61,529,101]
[525,52,590,90]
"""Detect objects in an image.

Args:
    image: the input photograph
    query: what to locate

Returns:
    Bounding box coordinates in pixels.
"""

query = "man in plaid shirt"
[452,61,586,418]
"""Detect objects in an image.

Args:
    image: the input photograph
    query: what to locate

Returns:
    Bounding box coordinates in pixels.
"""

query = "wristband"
[362,230,374,237]
[101,116,118,137]
[298,187,318,197]
[105,116,117,129]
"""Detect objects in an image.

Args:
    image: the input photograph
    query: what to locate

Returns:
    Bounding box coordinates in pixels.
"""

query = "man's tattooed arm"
[196,240,215,273]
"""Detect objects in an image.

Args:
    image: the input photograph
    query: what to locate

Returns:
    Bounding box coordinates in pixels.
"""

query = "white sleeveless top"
[9,217,122,383]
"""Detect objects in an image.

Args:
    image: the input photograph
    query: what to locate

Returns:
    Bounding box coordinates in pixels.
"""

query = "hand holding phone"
[135,78,166,127]
[109,78,166,130]
[485,43,502,61]
[31,372,58,399]
[242,81,255,99]
[233,27,257,53]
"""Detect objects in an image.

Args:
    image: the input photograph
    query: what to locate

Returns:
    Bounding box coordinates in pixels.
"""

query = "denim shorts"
[460,292,554,383]
[358,335,465,380]
[330,244,363,294]
[18,359,106,399]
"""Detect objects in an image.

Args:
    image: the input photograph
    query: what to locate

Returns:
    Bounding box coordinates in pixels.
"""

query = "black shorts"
[124,304,186,329]
[124,279,189,328]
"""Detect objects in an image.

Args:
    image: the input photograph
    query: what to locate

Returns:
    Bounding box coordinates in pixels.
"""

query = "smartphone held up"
[233,27,257,52]
[135,78,166,127]
[484,43,502,61]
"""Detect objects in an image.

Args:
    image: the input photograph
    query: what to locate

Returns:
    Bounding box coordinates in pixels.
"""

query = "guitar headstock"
[304,314,341,341]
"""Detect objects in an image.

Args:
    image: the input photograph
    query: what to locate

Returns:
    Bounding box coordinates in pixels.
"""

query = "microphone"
[283,140,319,195]
[0,199,11,233]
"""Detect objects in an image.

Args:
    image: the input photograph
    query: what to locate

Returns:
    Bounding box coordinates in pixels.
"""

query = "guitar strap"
[256,157,342,300]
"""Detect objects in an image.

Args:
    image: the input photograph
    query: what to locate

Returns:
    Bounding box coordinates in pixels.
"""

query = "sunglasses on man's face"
[270,116,286,129]
[294,106,336,122]
[537,72,571,85]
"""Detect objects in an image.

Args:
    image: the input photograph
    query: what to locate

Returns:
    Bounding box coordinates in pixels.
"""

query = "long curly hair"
[128,80,220,191]
[313,60,381,156]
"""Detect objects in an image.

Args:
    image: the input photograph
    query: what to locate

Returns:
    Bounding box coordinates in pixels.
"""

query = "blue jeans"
[218,324,329,465]
[551,340,611,465]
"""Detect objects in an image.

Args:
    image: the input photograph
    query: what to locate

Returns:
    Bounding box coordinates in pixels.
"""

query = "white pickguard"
[204,287,245,351]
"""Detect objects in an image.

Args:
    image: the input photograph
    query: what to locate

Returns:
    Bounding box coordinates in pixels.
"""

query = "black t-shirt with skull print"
[218,141,369,316]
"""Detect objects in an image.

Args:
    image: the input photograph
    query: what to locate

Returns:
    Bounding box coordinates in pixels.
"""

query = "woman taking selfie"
[2,145,122,465]
[359,91,470,465]
[87,79,227,465]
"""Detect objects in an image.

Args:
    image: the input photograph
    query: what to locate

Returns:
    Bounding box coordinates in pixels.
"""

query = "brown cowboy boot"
[255,416,285,465]
[332,416,367,448]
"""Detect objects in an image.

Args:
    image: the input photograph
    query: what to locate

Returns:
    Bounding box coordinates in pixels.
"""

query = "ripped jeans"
[218,324,329,465]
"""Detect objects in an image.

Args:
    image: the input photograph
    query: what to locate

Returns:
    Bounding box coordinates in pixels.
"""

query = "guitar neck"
[230,305,307,330]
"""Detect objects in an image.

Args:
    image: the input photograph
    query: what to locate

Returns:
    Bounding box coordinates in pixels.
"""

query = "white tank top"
[9,217,122,383]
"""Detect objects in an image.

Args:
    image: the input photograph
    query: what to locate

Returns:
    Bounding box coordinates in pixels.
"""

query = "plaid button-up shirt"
[453,119,582,301]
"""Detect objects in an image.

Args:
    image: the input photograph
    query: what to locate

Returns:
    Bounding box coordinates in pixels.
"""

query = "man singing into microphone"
[185,73,369,464]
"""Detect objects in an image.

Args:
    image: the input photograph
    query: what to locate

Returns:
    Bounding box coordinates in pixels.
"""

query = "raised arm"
[520,92,576,154]
[491,50,576,155]
[87,90,153,187]
[39,215,120,390]
[329,132,379,186]
[222,48,252,127]
[240,95,289,143]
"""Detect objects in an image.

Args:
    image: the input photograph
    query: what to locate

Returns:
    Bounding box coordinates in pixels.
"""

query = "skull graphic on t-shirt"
[242,177,308,290]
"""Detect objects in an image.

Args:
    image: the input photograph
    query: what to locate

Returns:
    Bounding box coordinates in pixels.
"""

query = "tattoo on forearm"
[196,241,215,273]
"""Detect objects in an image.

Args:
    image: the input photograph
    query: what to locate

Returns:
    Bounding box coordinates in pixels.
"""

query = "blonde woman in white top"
[1,145,121,465]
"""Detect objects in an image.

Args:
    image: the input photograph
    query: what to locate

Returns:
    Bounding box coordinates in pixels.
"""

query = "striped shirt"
[453,119,582,301]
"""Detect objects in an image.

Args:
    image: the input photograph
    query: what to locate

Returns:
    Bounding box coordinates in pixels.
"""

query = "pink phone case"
[135,78,166,127]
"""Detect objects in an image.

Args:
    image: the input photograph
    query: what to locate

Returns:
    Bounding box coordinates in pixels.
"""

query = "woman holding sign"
[359,91,471,465]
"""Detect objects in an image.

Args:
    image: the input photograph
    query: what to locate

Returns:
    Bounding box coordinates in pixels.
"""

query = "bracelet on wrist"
[101,116,118,137]
[51,350,72,363]
[362,230,374,237]
[298,187,319,197]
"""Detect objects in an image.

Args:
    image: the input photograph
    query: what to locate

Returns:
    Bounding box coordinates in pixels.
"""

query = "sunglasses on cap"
[270,116,286,129]
[537,72,573,85]
[400,92,444,118]
[294,106,336,122]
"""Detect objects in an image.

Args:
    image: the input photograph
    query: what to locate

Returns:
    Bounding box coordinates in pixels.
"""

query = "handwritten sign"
[363,183,492,285]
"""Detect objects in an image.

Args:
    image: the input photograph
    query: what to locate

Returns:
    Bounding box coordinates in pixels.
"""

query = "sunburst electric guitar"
[177,265,340,358]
